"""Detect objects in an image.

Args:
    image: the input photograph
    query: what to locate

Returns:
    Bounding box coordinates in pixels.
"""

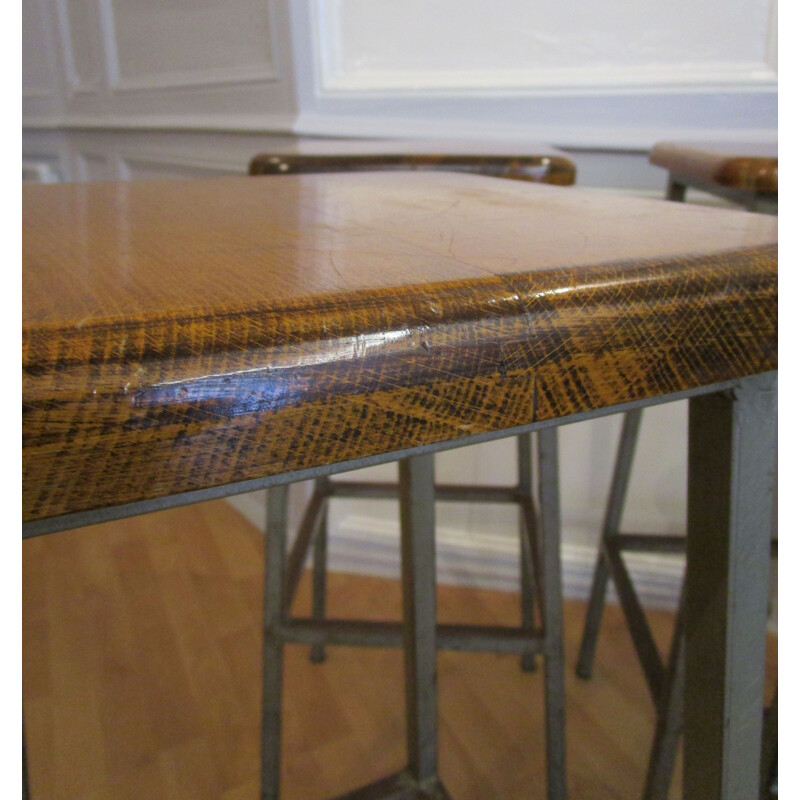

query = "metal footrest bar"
[327,480,523,504]
[329,770,453,800]
[279,618,546,654]
[285,435,543,675]
[612,533,686,554]
[281,481,538,615]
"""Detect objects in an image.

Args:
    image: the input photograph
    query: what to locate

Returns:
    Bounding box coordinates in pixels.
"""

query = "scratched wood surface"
[649,141,778,195]
[249,138,575,185]
[23,173,777,523]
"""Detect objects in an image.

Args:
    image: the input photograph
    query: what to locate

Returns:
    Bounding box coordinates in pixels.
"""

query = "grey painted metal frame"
[642,587,685,800]
[292,434,540,671]
[263,438,566,800]
[538,427,567,799]
[576,393,777,800]
[261,483,289,800]
[257,435,566,799]
[761,690,778,798]
[579,374,777,800]
[684,373,776,800]
[398,455,445,793]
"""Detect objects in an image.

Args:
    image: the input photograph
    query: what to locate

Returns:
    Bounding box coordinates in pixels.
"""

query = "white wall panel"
[56,0,112,95]
[22,0,67,119]
[288,0,777,147]
[321,0,775,91]
[110,0,277,90]
[23,0,58,98]
[22,0,297,128]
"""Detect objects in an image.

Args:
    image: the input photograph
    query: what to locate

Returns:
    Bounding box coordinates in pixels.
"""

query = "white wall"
[292,0,777,148]
[23,0,777,608]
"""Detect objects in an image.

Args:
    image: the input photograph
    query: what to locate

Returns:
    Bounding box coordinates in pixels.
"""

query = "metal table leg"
[261,484,289,800]
[684,373,777,800]
[538,428,567,800]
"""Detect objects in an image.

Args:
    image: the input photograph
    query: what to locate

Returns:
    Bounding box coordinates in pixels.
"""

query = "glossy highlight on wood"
[23,173,777,524]
[249,138,576,185]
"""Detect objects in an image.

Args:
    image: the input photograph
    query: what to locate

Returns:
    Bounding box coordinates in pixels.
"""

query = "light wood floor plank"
[23,499,777,799]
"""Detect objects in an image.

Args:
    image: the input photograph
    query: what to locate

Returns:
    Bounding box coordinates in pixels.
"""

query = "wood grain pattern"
[248,138,576,185]
[650,141,778,195]
[23,174,777,523]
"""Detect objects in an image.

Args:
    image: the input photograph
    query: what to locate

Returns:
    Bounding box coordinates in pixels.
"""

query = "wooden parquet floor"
[22,498,777,800]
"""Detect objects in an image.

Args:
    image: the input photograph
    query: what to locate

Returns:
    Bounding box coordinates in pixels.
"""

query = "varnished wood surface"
[649,141,778,195]
[249,138,575,185]
[21,499,778,800]
[23,174,777,523]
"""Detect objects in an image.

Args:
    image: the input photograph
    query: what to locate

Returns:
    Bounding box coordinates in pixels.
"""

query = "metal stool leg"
[518,432,539,672]
[538,427,567,800]
[642,586,686,800]
[311,477,330,664]
[399,455,444,794]
[330,455,451,799]
[576,408,643,679]
[261,484,289,800]
[666,176,687,202]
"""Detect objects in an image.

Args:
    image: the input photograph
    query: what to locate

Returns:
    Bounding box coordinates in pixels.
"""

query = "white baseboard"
[226,494,685,611]
[328,512,685,610]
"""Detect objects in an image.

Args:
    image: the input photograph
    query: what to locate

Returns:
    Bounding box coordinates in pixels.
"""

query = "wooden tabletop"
[650,140,778,194]
[249,138,575,185]
[23,173,777,524]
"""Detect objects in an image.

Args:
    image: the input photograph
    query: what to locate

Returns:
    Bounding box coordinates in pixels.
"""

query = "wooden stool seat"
[249,138,576,185]
[649,140,777,211]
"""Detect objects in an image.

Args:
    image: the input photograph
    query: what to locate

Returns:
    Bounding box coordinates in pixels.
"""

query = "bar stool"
[576,139,778,800]
[650,139,777,213]
[250,140,575,799]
